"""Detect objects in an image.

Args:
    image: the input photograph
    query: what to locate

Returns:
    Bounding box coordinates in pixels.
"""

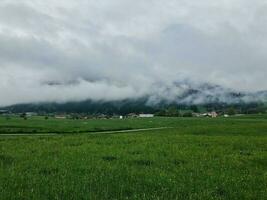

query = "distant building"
[139,114,154,118]
[193,113,202,117]
[98,114,108,119]
[26,112,37,117]
[210,111,218,118]
[201,113,209,117]
[55,115,66,119]
[127,113,138,118]
[201,112,218,118]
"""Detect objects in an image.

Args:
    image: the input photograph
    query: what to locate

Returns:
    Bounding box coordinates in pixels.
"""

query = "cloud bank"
[1,0,267,106]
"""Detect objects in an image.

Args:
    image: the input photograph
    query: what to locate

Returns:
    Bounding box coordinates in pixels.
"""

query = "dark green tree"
[190,105,199,113]
[227,107,236,116]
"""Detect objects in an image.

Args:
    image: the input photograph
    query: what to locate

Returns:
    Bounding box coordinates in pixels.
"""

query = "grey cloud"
[0,0,267,106]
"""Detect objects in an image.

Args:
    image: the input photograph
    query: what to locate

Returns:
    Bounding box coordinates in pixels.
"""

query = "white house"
[139,114,154,118]
[210,111,218,118]
[201,112,218,118]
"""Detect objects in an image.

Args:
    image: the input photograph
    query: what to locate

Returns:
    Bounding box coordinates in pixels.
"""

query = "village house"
[201,112,218,118]
[210,111,218,118]
[127,113,138,118]
[139,114,155,118]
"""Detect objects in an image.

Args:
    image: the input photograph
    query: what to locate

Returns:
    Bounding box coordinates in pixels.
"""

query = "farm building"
[127,113,138,118]
[210,111,218,118]
[201,112,218,118]
[139,114,154,118]
[26,112,37,117]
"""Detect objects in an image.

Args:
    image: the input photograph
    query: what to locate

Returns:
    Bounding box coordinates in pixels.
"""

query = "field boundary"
[89,127,173,134]
[0,127,173,136]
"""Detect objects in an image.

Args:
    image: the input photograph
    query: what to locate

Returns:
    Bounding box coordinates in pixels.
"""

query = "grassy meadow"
[0,116,267,199]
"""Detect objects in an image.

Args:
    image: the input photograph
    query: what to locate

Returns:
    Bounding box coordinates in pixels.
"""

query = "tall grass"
[0,116,267,199]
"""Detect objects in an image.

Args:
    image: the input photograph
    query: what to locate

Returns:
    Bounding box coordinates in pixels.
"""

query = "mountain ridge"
[2,84,267,114]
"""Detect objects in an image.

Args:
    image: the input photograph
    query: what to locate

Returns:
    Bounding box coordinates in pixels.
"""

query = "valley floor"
[0,116,267,199]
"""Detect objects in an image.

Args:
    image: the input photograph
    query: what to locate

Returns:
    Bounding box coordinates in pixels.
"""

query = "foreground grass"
[0,116,267,199]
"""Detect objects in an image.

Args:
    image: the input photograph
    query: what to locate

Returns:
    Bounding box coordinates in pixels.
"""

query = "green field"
[0,116,267,199]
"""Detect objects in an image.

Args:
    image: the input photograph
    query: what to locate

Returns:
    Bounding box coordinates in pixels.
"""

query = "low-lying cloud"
[1,0,267,106]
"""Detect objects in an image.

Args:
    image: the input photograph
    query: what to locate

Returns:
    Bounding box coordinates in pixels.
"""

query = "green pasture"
[0,115,266,199]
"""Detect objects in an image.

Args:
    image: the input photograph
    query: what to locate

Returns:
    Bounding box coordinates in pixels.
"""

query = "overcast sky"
[1,0,267,106]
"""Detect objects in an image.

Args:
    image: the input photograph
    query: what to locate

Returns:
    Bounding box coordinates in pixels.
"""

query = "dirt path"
[0,127,173,137]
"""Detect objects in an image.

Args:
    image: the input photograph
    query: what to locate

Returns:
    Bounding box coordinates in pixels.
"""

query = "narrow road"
[91,127,173,134]
[0,127,173,137]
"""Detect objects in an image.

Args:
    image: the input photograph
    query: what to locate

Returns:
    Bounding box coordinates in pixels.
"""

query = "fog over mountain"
[1,0,267,106]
